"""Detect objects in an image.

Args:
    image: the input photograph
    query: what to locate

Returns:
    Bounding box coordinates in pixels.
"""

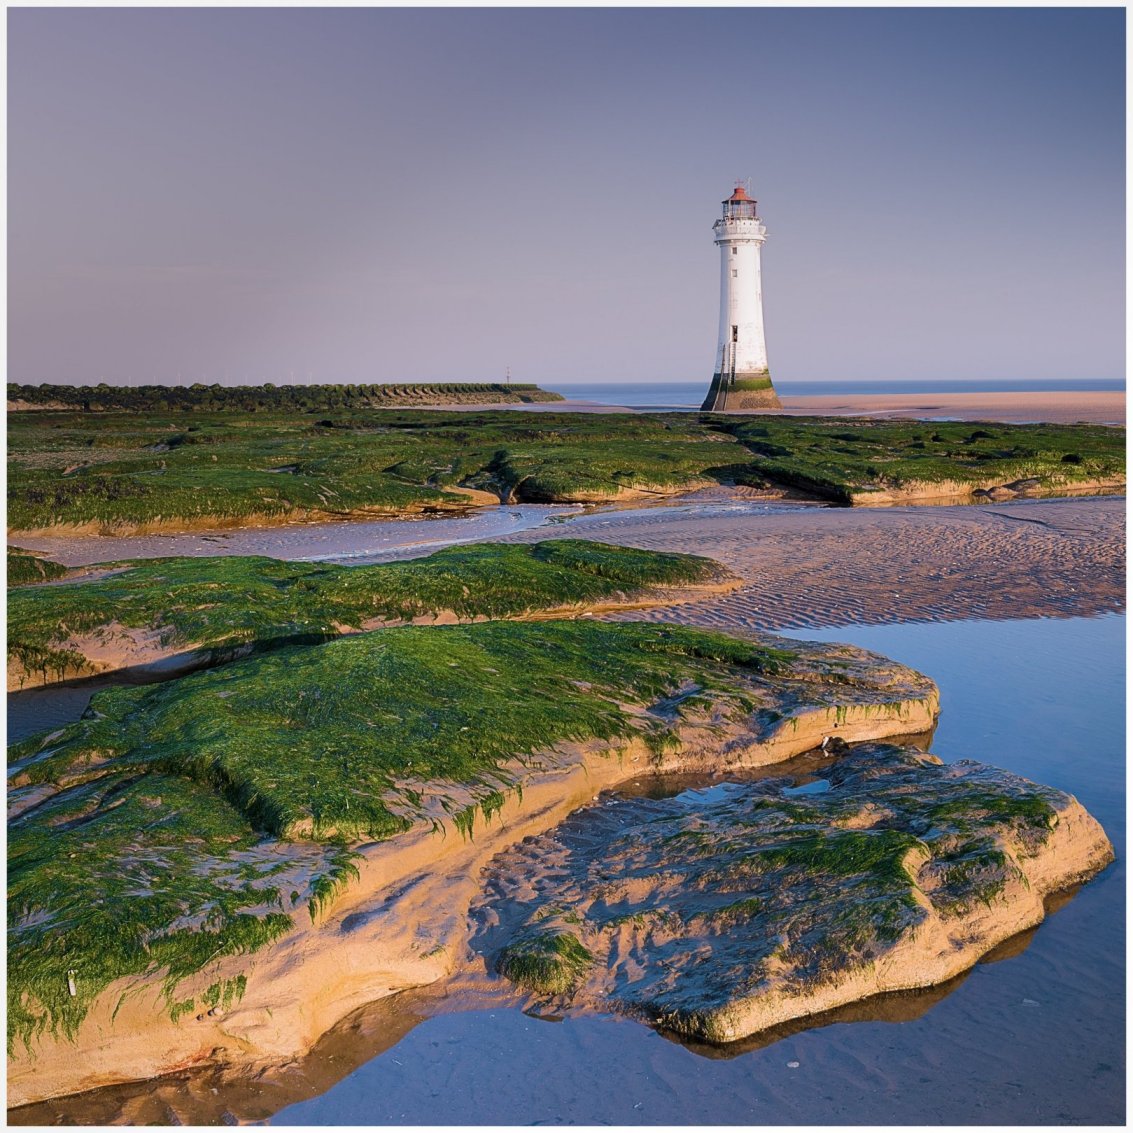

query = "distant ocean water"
[550,378,1125,408]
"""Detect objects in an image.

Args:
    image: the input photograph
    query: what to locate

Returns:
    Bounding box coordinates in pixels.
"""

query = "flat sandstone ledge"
[9,626,938,1105]
[843,475,1125,506]
[474,743,1113,1044]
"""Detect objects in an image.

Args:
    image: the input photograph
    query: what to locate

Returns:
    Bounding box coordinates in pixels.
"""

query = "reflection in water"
[9,987,437,1126]
[3,900,1064,1126]
[8,673,170,746]
[616,728,934,805]
[6,617,1124,1125]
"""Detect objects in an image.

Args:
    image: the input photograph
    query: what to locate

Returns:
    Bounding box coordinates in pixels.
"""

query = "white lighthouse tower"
[701,183,782,411]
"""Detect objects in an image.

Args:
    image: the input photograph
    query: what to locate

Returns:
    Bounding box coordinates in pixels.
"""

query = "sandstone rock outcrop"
[474,743,1113,1043]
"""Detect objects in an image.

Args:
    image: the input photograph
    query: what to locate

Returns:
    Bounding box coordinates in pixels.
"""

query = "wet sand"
[9,493,1124,634]
[7,504,577,567]
[418,389,1125,425]
[495,492,1126,632]
[777,390,1124,425]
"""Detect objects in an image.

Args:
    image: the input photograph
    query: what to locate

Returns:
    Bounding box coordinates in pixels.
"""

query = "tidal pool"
[6,493,813,568]
[8,615,1124,1125]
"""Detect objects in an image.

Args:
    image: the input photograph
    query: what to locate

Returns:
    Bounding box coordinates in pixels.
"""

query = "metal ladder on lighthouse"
[717,342,736,409]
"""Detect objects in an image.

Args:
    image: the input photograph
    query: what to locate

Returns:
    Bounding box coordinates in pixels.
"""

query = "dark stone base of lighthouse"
[700,370,783,412]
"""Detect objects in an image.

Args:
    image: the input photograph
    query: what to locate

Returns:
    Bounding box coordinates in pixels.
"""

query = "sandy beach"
[427,389,1125,426]
[490,491,1125,632]
[10,492,1125,634]
[777,390,1124,426]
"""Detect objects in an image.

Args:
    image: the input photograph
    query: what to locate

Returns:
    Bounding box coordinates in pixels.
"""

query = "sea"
[551,378,1125,409]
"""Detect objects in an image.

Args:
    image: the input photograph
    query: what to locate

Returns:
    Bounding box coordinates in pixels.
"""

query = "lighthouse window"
[732,247,738,255]
[731,326,739,342]
[731,269,738,278]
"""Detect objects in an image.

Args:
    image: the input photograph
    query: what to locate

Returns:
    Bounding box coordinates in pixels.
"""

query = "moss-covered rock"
[7,623,935,1051]
[473,743,1113,1043]
[7,549,67,586]
[7,539,735,687]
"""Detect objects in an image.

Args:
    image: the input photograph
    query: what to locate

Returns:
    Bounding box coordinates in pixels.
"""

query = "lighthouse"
[701,184,782,411]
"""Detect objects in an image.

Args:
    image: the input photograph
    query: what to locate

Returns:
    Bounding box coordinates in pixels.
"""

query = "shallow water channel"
[8,504,576,567]
[9,613,1124,1125]
[8,495,814,568]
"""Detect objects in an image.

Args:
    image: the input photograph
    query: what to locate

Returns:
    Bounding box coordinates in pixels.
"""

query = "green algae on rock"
[7,623,937,1054]
[473,743,1113,1044]
[7,549,67,587]
[7,410,743,532]
[7,769,351,1053]
[9,407,1122,534]
[7,539,735,688]
[712,416,1126,505]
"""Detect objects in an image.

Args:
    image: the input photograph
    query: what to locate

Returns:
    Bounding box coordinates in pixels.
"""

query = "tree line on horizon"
[7,381,553,413]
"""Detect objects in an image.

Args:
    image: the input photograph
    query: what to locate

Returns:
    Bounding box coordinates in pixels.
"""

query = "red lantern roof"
[726,184,753,202]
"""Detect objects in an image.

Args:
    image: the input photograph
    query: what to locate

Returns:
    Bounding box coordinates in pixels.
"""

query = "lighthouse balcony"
[713,218,765,234]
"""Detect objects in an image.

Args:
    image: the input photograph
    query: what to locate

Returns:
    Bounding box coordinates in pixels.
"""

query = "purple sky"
[7,8,1125,386]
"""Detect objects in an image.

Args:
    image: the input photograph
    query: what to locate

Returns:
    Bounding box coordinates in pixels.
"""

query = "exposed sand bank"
[775,390,1124,425]
[427,389,1126,426]
[9,493,1125,634]
[843,476,1124,506]
[7,635,939,1107]
[496,492,1125,631]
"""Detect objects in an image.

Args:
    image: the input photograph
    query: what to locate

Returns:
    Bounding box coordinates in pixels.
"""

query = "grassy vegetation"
[8,620,799,1047]
[8,381,562,413]
[7,410,744,530]
[8,407,1122,531]
[7,549,67,586]
[8,539,726,683]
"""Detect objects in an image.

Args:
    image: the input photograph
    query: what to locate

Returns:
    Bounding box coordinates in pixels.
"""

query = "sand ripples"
[499,496,1125,632]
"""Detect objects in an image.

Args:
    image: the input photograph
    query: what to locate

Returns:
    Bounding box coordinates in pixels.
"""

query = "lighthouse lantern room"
[701,183,782,411]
